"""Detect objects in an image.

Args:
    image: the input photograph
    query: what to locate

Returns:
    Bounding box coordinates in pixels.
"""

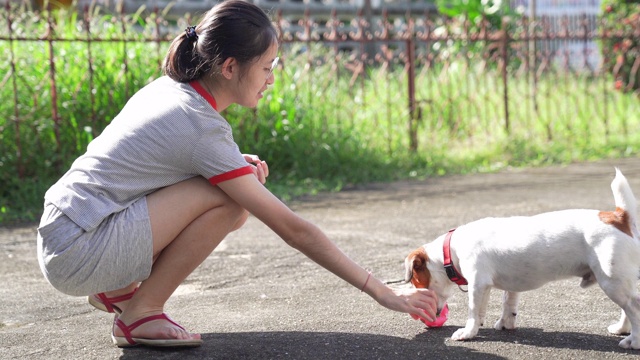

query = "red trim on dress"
[189,80,218,111]
[208,166,254,185]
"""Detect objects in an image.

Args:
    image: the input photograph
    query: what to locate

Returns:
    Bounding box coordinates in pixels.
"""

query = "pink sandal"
[88,288,138,314]
[111,313,202,347]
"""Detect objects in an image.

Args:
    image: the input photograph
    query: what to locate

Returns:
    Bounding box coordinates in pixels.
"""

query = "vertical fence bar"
[358,8,367,124]
[83,5,96,137]
[6,1,25,179]
[480,17,490,136]
[423,16,435,144]
[528,0,537,132]
[580,14,590,71]
[119,0,130,99]
[500,17,510,134]
[600,16,609,139]
[525,15,537,133]
[580,14,591,140]
[378,9,393,155]
[303,9,312,111]
[540,16,552,140]
[355,9,365,130]
[326,9,341,132]
[406,14,417,152]
[560,16,571,136]
[154,7,162,71]
[45,1,62,164]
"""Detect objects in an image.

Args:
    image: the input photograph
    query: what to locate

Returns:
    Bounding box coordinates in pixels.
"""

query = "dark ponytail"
[162,27,210,82]
[162,0,278,83]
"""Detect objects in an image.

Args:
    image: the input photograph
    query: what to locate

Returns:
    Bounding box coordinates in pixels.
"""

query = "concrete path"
[3,158,640,359]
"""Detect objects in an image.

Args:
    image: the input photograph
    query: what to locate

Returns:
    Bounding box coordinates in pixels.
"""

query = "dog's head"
[404,246,455,311]
[404,247,431,289]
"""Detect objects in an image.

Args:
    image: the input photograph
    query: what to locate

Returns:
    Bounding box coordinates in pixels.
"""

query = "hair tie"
[185,26,198,41]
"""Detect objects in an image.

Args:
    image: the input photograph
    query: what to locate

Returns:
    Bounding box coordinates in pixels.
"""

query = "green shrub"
[600,0,640,93]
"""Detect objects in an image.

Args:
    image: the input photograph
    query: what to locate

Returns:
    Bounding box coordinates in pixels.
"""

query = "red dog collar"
[443,228,468,285]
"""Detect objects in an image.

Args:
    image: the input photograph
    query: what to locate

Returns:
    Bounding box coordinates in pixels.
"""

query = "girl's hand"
[375,286,438,322]
[243,154,269,184]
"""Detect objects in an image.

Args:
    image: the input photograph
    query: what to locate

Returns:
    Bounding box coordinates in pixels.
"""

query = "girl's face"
[234,42,279,108]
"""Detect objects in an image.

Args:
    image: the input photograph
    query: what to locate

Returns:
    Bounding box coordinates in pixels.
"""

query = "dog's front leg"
[451,284,488,341]
[478,287,492,327]
[494,291,519,331]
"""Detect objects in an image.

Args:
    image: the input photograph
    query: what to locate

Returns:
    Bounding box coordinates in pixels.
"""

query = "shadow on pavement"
[117,327,633,360]
[117,330,506,360]
[465,327,630,353]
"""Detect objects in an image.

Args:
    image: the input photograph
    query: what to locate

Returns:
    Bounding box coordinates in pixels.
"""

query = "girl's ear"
[220,57,237,80]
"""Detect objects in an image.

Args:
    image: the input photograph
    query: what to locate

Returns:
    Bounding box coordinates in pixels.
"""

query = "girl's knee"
[220,195,248,231]
[231,209,250,231]
[209,193,248,231]
[187,178,249,230]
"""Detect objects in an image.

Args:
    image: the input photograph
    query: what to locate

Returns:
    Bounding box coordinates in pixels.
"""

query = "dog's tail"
[611,167,639,239]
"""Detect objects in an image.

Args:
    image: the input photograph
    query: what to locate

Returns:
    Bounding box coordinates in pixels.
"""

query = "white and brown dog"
[404,168,640,349]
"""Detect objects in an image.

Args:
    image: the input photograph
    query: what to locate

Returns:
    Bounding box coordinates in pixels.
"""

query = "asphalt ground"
[3,158,640,359]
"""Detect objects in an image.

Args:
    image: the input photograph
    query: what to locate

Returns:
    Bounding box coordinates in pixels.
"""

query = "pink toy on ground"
[411,303,449,328]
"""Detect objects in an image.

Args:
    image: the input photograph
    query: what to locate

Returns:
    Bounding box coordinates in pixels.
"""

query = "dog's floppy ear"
[404,247,431,289]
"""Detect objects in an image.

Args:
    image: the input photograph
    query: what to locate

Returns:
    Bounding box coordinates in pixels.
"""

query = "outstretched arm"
[218,174,438,321]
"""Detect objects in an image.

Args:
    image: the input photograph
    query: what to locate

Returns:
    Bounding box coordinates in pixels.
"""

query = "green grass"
[1,4,639,225]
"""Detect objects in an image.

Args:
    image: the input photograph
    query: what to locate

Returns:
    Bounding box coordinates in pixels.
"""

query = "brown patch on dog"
[407,248,431,289]
[599,207,632,237]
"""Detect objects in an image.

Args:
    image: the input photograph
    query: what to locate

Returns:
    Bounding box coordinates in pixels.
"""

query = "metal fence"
[1,0,639,181]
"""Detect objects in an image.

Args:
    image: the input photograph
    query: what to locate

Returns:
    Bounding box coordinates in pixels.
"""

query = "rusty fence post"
[500,16,510,135]
[153,7,162,71]
[600,16,610,139]
[325,8,343,131]
[376,8,393,155]
[524,15,538,134]
[351,8,367,130]
[6,1,25,179]
[406,14,418,153]
[45,0,61,168]
[119,0,130,100]
[357,8,368,119]
[302,9,312,108]
[83,4,96,139]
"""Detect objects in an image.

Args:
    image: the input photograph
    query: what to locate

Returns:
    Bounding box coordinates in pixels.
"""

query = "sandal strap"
[95,288,138,313]
[114,317,136,346]
[114,313,186,346]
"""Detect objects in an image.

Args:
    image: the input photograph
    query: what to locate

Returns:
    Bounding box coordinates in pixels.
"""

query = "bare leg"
[89,282,139,313]
[113,176,248,341]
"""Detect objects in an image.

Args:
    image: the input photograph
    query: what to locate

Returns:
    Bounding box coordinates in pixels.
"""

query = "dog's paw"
[618,335,640,349]
[451,327,478,341]
[494,316,517,331]
[608,321,631,335]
